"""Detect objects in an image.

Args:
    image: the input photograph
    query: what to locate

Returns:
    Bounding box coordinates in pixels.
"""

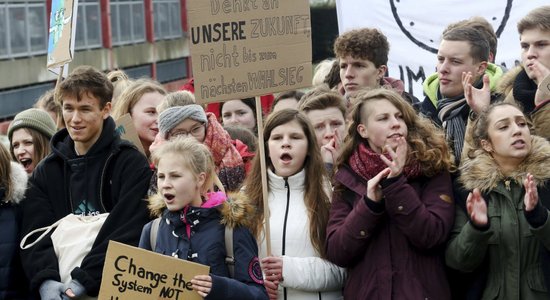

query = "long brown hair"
[244,109,331,258]
[0,144,14,201]
[10,128,51,170]
[337,88,454,178]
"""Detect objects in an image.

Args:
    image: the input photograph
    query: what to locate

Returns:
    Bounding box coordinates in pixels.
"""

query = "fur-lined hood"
[4,162,27,204]
[496,65,523,97]
[147,191,257,230]
[460,135,550,193]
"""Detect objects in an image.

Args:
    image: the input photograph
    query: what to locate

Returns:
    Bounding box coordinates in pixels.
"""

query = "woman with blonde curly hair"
[325,88,455,299]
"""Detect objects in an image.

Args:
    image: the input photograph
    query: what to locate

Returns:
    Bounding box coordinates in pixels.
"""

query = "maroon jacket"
[326,165,454,299]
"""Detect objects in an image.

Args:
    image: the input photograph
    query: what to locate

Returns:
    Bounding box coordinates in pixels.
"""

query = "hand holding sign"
[99,241,209,300]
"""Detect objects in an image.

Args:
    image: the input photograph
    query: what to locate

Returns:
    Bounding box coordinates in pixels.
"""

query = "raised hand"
[463,71,491,114]
[531,62,550,106]
[466,188,488,227]
[523,173,539,212]
[380,136,407,178]
[321,137,337,164]
[320,129,343,164]
[367,168,391,202]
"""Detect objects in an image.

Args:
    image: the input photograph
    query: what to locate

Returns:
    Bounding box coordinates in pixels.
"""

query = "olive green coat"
[446,136,550,300]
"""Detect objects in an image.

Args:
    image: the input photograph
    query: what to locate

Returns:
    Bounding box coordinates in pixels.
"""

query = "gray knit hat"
[8,108,57,141]
[158,104,208,136]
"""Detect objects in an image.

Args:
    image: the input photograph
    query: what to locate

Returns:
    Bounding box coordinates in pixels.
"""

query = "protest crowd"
[1,3,550,300]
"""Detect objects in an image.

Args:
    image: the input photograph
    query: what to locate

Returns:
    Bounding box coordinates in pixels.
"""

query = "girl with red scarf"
[325,88,455,299]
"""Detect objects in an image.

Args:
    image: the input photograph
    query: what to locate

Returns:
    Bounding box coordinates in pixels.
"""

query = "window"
[153,0,182,40]
[111,0,145,46]
[0,1,47,59]
[75,0,102,49]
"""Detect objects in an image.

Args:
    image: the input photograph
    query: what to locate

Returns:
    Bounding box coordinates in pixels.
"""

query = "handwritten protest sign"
[187,0,313,103]
[47,0,78,77]
[99,241,209,300]
[115,113,147,156]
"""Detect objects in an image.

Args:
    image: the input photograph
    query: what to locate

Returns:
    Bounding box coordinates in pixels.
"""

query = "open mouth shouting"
[18,158,34,173]
[164,193,175,205]
[280,153,293,164]
[511,139,527,149]
[19,158,33,174]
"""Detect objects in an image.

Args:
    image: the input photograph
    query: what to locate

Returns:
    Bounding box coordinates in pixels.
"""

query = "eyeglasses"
[168,124,205,139]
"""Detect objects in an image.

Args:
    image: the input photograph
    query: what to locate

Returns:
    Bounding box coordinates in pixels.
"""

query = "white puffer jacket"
[259,168,345,300]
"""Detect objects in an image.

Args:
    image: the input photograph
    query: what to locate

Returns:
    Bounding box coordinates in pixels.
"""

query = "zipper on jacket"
[98,152,115,213]
[282,178,290,300]
[66,163,74,213]
[504,179,511,191]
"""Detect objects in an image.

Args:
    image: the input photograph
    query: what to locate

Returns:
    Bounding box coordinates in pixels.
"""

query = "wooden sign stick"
[255,96,271,256]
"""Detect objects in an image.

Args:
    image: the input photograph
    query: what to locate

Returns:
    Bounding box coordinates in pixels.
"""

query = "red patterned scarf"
[203,112,243,170]
[349,142,422,182]
[203,112,245,191]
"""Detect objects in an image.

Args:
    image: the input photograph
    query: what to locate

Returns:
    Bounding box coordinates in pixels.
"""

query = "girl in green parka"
[446,102,550,300]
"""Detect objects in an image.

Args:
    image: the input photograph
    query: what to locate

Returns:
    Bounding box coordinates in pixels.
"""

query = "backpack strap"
[150,217,161,252]
[225,226,235,278]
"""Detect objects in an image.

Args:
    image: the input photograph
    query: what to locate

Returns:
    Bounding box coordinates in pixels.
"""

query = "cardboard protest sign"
[187,0,313,103]
[47,0,78,76]
[99,241,209,300]
[115,113,147,156]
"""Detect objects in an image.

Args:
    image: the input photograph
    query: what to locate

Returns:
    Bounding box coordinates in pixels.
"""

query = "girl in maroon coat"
[325,88,455,299]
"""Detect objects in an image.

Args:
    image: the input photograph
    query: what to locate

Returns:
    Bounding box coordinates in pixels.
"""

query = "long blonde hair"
[244,109,331,258]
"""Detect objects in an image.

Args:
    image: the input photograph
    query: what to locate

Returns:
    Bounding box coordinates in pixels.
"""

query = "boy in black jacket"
[20,66,152,299]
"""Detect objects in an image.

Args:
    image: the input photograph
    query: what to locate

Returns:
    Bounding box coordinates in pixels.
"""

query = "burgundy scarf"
[349,142,422,182]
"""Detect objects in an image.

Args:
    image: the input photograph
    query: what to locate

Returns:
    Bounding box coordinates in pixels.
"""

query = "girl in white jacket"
[244,109,346,300]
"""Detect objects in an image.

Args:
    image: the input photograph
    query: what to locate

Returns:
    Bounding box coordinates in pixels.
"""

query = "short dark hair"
[272,90,305,110]
[220,97,257,122]
[333,28,389,67]
[442,27,489,63]
[443,16,497,61]
[56,66,113,108]
[324,60,341,89]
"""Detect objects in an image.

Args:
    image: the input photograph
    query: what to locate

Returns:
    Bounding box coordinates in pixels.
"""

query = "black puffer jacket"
[0,162,28,299]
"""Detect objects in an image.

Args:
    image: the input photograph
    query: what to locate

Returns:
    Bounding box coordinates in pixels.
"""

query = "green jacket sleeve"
[445,206,494,272]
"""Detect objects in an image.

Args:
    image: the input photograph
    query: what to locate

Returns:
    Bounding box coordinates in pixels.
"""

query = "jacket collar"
[460,136,550,193]
[3,162,28,204]
[50,117,117,161]
[267,168,305,191]
[334,164,368,197]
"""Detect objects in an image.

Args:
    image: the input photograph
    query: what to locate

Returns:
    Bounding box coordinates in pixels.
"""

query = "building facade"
[0,0,191,120]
